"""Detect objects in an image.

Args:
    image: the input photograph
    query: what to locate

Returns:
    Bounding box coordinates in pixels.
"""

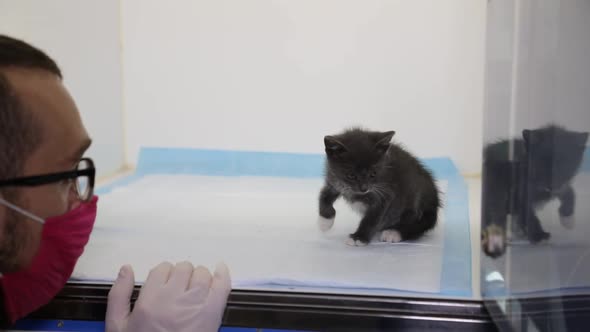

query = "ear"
[324,136,347,157]
[375,131,395,154]
[522,129,530,141]
[578,132,589,146]
[522,129,536,144]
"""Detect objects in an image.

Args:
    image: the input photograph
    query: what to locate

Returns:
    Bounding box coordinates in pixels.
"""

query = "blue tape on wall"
[96,147,472,297]
[135,147,325,178]
[125,147,461,178]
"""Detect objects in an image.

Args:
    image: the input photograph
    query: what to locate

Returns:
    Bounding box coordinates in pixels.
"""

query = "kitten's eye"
[347,173,357,180]
[370,171,377,178]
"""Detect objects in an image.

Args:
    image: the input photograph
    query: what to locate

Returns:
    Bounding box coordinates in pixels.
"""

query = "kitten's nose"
[359,184,368,192]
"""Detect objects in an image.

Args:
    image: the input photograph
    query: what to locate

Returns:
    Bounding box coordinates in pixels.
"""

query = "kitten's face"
[324,129,395,195]
[523,126,588,192]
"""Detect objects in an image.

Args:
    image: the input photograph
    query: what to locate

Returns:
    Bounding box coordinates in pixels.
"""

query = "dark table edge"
[24,283,590,331]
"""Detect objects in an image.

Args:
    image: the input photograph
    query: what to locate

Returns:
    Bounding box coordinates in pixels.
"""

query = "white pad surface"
[72,175,447,294]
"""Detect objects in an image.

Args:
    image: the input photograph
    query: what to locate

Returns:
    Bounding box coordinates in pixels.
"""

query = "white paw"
[380,230,402,243]
[560,215,576,229]
[346,238,368,246]
[487,233,504,253]
[317,216,335,232]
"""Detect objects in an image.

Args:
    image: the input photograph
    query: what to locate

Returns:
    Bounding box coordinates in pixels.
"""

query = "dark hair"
[0,35,61,183]
[0,35,62,78]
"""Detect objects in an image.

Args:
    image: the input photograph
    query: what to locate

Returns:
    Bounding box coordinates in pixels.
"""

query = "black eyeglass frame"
[0,157,96,201]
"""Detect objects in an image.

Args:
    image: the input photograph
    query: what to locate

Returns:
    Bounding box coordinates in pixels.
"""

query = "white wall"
[512,0,590,132]
[0,0,125,178]
[122,0,486,174]
[484,0,590,143]
[0,1,486,176]
[482,0,516,143]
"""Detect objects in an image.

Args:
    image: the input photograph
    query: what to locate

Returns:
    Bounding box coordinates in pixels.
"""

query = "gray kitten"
[318,128,440,246]
[482,124,588,258]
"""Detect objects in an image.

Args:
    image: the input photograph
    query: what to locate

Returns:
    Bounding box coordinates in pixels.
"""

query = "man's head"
[0,35,92,272]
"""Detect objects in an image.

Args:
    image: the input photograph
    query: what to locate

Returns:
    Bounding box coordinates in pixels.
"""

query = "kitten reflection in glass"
[482,124,588,258]
[317,128,440,246]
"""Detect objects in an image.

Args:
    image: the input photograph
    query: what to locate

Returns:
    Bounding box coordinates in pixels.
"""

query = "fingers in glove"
[106,264,135,330]
[208,262,232,307]
[187,265,213,301]
[138,261,173,302]
[166,261,194,295]
[211,262,231,295]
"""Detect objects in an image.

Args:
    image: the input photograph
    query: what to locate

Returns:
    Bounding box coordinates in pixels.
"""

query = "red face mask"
[0,196,98,324]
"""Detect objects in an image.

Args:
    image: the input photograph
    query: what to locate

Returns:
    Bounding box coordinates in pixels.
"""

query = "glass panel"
[481,0,590,330]
[3,0,546,329]
[50,1,487,303]
[76,159,91,200]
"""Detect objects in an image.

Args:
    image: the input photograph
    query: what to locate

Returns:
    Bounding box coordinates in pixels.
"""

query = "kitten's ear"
[375,131,395,154]
[324,136,347,157]
[578,132,589,146]
[522,129,530,141]
[522,129,535,144]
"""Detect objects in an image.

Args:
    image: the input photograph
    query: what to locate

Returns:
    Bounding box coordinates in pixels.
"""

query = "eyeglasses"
[0,158,96,202]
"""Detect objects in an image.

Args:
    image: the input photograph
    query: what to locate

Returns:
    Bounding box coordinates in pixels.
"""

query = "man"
[0,35,231,331]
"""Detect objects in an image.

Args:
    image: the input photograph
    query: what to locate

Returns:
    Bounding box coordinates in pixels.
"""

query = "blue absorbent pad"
[69,147,471,298]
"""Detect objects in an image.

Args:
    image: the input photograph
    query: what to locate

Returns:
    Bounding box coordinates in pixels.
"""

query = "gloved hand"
[105,261,231,332]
